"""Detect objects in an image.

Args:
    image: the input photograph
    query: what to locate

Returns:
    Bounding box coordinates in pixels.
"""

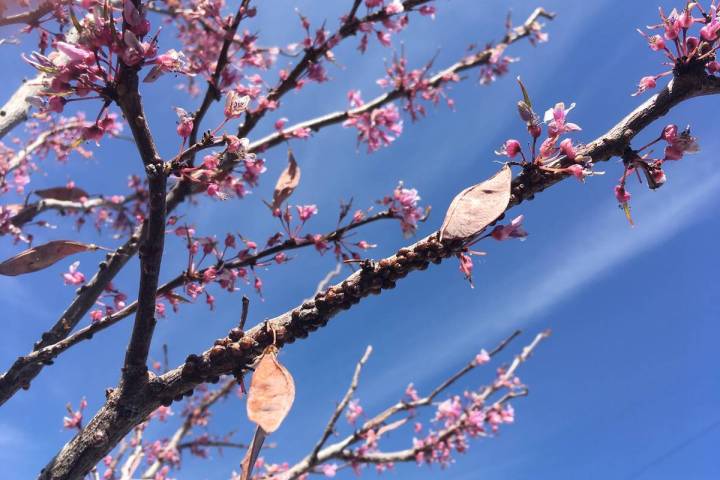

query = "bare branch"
[6,193,138,231]
[114,49,167,391]
[0,1,53,27]
[308,345,373,463]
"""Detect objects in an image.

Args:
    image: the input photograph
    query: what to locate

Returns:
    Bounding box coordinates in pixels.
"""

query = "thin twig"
[308,346,373,463]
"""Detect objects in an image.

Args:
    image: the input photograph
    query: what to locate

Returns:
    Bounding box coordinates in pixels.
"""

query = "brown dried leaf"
[35,186,90,202]
[247,348,295,433]
[269,150,301,211]
[439,165,512,241]
[0,240,101,276]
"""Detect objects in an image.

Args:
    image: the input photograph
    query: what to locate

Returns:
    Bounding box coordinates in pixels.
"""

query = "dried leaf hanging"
[246,346,296,433]
[241,346,296,480]
[439,165,512,241]
[268,150,301,211]
[35,186,90,202]
[0,240,102,276]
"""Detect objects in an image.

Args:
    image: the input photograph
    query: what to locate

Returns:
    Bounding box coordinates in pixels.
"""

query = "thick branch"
[115,54,167,389]
[0,210,393,403]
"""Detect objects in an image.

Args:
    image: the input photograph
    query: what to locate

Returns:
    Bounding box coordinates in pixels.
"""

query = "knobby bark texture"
[38,69,720,479]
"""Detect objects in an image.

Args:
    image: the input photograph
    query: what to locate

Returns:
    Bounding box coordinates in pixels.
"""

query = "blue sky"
[1,0,719,478]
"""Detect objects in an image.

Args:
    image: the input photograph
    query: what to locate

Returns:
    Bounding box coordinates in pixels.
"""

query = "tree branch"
[37,68,720,480]
[308,345,373,464]
[0,1,53,27]
[114,41,167,390]
[281,330,522,478]
[6,193,138,231]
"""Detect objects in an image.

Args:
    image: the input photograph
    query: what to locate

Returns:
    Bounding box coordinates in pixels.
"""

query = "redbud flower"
[174,107,193,139]
[614,185,631,203]
[559,138,577,160]
[491,215,528,241]
[457,252,474,287]
[543,102,581,137]
[385,0,404,14]
[63,261,85,285]
[475,349,490,365]
[701,18,720,41]
[321,464,338,477]
[495,139,521,158]
[632,76,657,96]
[563,164,586,182]
[296,204,318,221]
[662,124,678,143]
[346,399,363,424]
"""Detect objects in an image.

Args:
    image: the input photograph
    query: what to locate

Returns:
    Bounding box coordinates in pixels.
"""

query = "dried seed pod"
[247,347,295,433]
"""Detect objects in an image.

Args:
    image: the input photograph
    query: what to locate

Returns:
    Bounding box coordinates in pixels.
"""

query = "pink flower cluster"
[376,54,459,120]
[635,2,720,95]
[343,90,403,152]
[613,124,699,223]
[24,1,192,112]
[381,182,425,237]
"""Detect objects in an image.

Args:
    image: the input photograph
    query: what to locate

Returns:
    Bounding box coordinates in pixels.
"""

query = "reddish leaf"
[35,186,90,202]
[246,347,295,433]
[439,165,512,241]
[0,240,101,276]
[268,150,301,211]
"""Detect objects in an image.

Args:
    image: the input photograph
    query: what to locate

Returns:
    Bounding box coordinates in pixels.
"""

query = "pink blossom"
[63,261,86,285]
[320,464,338,477]
[495,139,521,158]
[387,182,424,237]
[491,215,528,241]
[175,107,194,139]
[346,399,363,424]
[225,91,251,119]
[296,204,318,222]
[632,76,657,96]
[475,349,490,365]
[563,164,587,182]
[701,18,720,41]
[90,310,103,323]
[385,0,404,14]
[559,138,577,160]
[614,185,631,203]
[458,252,474,286]
[543,102,581,137]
